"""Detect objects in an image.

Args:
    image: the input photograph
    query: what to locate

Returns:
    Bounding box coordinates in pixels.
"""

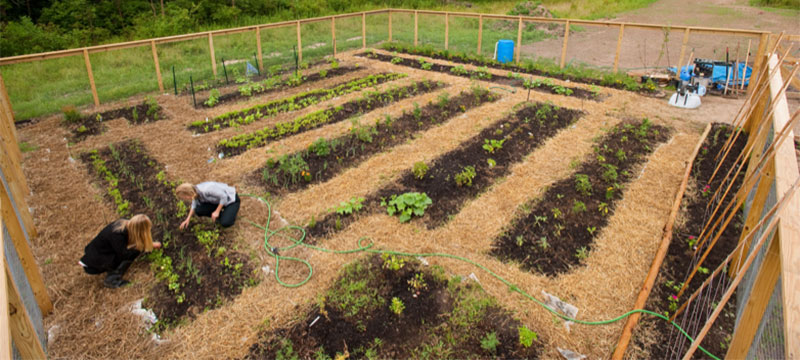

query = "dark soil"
[199,66,360,108]
[80,140,256,328]
[359,51,601,101]
[491,119,671,276]
[67,100,167,141]
[255,87,500,195]
[630,124,747,359]
[178,58,332,96]
[381,43,658,95]
[216,80,445,157]
[244,255,542,359]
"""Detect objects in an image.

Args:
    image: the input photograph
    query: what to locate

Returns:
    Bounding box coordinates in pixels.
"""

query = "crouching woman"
[176,181,240,229]
[79,214,161,288]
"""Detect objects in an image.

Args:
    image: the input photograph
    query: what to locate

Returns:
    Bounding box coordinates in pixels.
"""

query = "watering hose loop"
[241,194,720,359]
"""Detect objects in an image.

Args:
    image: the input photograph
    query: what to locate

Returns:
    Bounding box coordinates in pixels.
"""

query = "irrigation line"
[240,193,722,359]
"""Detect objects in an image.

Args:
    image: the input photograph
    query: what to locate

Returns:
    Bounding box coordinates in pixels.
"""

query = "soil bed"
[256,86,500,195]
[380,43,659,95]
[199,66,361,108]
[359,51,600,101]
[81,140,256,329]
[491,118,671,276]
[244,254,543,359]
[216,80,445,157]
[67,99,168,141]
[630,123,746,359]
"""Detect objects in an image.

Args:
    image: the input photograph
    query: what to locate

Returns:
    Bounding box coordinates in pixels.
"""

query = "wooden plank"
[445,12,450,50]
[614,24,625,72]
[296,21,303,64]
[256,27,263,73]
[516,16,522,63]
[6,268,46,360]
[560,20,570,69]
[477,15,483,55]
[414,10,419,47]
[150,40,164,92]
[1,201,10,360]
[748,33,770,96]
[676,28,691,80]
[208,33,217,78]
[730,160,775,275]
[611,124,712,360]
[83,49,99,106]
[388,11,392,42]
[362,12,366,49]
[0,73,26,194]
[742,39,751,91]
[332,17,337,57]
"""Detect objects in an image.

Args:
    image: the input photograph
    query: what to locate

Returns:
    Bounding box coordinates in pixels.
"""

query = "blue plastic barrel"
[496,40,515,63]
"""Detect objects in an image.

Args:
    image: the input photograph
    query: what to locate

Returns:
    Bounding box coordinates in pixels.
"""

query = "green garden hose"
[242,194,720,360]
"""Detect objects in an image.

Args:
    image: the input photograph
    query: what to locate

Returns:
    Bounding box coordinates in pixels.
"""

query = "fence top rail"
[0,7,774,66]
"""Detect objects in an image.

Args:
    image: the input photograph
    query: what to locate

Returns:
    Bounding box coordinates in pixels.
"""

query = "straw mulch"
[17,48,705,359]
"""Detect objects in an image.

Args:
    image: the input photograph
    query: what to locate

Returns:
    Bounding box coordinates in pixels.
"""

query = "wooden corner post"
[516,16,522,63]
[150,40,164,92]
[676,28,692,80]
[362,12,366,49]
[256,27,264,73]
[208,33,217,78]
[388,11,393,42]
[414,10,419,47]
[297,20,303,63]
[614,24,625,73]
[445,12,450,50]
[82,49,99,106]
[477,14,483,55]
[560,20,570,69]
[331,17,337,57]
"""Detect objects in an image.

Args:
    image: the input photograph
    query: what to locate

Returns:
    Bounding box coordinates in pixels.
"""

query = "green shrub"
[381,192,432,223]
[412,161,429,180]
[454,165,476,187]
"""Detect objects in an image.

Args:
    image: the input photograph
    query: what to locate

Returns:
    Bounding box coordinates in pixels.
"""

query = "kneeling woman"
[80,214,161,288]
[176,181,240,229]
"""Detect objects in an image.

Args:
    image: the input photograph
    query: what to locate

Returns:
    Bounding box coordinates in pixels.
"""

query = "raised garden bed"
[630,124,747,358]
[81,140,257,329]
[303,101,583,238]
[200,65,361,108]
[216,80,445,157]
[359,51,601,101]
[64,97,167,141]
[190,72,406,134]
[257,85,499,195]
[381,42,658,94]
[491,119,671,276]
[244,254,542,359]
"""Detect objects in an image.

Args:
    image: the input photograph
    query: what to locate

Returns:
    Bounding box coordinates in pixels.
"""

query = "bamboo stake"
[362,12,366,49]
[734,42,740,92]
[477,15,483,55]
[414,10,419,47]
[742,39,751,90]
[332,17,337,57]
[614,24,625,73]
[516,16,523,63]
[388,10,392,42]
[560,20,570,69]
[445,12,449,50]
[723,64,732,95]
[256,27,263,73]
[611,123,712,360]
[207,33,217,78]
[150,40,164,92]
[296,20,302,63]
[83,49,99,106]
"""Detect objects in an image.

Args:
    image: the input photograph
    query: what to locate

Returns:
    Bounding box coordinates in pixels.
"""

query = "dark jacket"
[80,220,141,271]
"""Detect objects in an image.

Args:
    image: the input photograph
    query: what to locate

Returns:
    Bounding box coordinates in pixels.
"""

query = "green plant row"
[381,42,657,93]
[217,80,444,156]
[190,72,406,134]
[235,61,347,99]
[87,150,132,217]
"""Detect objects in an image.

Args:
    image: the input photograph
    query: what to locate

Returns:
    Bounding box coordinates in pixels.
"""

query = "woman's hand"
[180,219,190,230]
[153,241,162,249]
[211,210,221,221]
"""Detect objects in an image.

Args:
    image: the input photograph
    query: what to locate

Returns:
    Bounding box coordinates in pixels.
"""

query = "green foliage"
[391,56,403,64]
[262,154,311,187]
[18,141,38,153]
[574,174,592,196]
[62,106,81,123]
[575,246,590,260]
[309,137,333,157]
[482,138,506,154]
[572,200,587,213]
[204,89,220,107]
[381,192,433,223]
[413,161,429,180]
[335,197,365,216]
[389,297,405,315]
[454,165,477,187]
[327,261,385,319]
[518,325,538,348]
[480,332,500,354]
[381,253,405,271]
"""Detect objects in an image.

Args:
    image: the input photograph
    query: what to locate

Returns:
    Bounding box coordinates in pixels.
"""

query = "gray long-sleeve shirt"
[191,182,236,210]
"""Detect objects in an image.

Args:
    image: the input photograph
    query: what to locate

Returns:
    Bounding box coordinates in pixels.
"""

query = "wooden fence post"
[388,11,392,42]
[1,229,10,360]
[208,33,217,78]
[614,24,625,72]
[256,27,264,73]
[748,33,770,96]
[477,14,483,55]
[676,28,691,79]
[414,10,419,47]
[362,12,366,49]
[83,49,99,106]
[332,17,337,57]
[560,20,570,69]
[150,40,164,92]
[445,12,450,50]
[297,20,303,63]
[516,16,522,63]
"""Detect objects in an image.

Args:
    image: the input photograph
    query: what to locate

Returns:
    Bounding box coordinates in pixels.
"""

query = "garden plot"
[62,96,167,142]
[17,47,707,359]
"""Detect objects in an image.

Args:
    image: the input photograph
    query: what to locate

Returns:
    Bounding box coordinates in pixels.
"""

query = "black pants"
[194,194,241,227]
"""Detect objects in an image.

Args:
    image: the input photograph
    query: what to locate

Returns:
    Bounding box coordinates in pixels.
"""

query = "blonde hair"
[115,214,154,252]
[175,183,196,200]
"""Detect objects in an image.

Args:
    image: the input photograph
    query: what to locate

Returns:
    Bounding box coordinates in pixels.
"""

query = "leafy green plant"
[407,273,427,294]
[454,165,476,187]
[518,325,538,348]
[309,137,332,157]
[487,158,496,167]
[335,197,365,216]
[412,161,428,180]
[62,105,81,123]
[480,332,500,354]
[391,56,403,64]
[204,89,220,107]
[381,253,405,271]
[574,174,592,196]
[572,200,587,213]
[482,138,506,154]
[575,246,589,260]
[381,192,432,223]
[598,202,609,216]
[390,297,405,315]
